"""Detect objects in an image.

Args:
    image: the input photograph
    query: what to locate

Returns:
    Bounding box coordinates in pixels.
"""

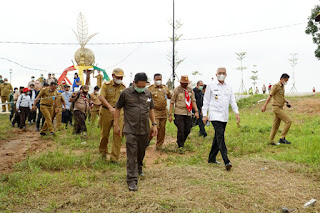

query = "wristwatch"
[152,123,158,126]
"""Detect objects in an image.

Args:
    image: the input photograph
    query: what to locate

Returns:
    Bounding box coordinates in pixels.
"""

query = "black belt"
[102,106,115,109]
[40,104,52,107]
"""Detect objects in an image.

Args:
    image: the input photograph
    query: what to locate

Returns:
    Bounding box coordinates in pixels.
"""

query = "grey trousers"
[125,133,148,185]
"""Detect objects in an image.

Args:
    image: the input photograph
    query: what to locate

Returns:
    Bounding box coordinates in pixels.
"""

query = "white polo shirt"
[202,79,239,122]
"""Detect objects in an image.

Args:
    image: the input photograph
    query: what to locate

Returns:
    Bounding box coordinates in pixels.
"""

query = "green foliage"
[236,94,268,109]
[305,4,320,59]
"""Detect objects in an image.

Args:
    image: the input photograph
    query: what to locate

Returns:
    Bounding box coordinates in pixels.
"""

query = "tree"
[191,71,202,86]
[250,65,259,90]
[305,4,320,60]
[167,19,185,90]
[288,53,298,93]
[235,52,247,94]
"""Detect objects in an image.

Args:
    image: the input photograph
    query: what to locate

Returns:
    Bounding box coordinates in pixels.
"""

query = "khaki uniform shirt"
[0,83,13,97]
[100,80,126,108]
[37,77,44,83]
[116,86,154,135]
[95,74,103,88]
[69,92,91,114]
[90,92,101,111]
[270,81,285,107]
[37,87,57,106]
[170,85,196,116]
[54,93,65,108]
[148,84,172,118]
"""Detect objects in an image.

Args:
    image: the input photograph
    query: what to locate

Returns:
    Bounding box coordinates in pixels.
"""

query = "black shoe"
[269,142,280,146]
[178,147,184,154]
[11,123,14,127]
[225,162,232,171]
[128,182,138,192]
[36,128,40,132]
[29,121,32,125]
[279,138,291,144]
[50,132,55,136]
[209,160,221,165]
[40,132,46,136]
[139,172,145,177]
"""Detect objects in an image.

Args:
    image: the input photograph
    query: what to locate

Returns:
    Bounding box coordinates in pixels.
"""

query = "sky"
[0,0,319,93]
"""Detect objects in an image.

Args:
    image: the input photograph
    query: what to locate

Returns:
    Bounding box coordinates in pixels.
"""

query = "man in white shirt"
[202,67,240,171]
[16,88,32,130]
[28,84,37,124]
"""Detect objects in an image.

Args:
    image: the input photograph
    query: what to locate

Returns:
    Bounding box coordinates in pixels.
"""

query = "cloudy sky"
[0,0,319,92]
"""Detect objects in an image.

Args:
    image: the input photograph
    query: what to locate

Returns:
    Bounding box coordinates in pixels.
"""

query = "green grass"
[1,95,320,212]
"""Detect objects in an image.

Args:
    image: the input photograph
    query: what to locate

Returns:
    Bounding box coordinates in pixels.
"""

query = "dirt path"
[0,128,53,172]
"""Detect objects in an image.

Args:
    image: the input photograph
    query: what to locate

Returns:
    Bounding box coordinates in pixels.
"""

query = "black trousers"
[208,121,230,165]
[28,109,36,122]
[174,114,192,148]
[36,107,45,129]
[62,109,72,125]
[73,110,87,134]
[197,108,207,136]
[12,108,20,127]
[125,133,148,185]
[19,107,30,128]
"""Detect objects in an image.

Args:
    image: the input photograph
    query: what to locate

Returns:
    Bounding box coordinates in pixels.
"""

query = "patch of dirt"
[288,97,320,115]
[0,129,54,173]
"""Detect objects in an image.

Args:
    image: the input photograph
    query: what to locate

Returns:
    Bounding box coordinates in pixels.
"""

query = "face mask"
[14,90,18,93]
[94,91,98,94]
[181,83,188,88]
[217,74,226,81]
[155,80,162,86]
[114,79,122,84]
[31,78,35,81]
[4,81,8,84]
[0,78,2,81]
[198,86,203,90]
[283,81,287,86]
[135,87,146,93]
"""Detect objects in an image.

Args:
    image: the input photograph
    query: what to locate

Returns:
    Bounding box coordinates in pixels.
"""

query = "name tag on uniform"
[147,98,151,103]
[108,89,113,91]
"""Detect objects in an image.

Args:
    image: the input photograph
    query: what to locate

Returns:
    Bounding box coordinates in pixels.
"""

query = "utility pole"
[172,0,175,89]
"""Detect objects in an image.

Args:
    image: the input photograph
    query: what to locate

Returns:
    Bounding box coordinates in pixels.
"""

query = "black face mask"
[181,83,188,88]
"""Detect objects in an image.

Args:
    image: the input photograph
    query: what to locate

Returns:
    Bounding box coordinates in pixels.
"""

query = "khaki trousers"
[40,105,54,133]
[1,96,9,111]
[148,117,167,148]
[269,106,292,142]
[99,108,123,162]
[52,107,62,129]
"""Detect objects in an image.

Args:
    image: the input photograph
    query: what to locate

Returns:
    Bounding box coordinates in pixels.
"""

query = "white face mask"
[155,80,162,86]
[114,79,122,84]
[283,81,287,86]
[4,81,8,84]
[217,74,226,81]
[31,78,35,81]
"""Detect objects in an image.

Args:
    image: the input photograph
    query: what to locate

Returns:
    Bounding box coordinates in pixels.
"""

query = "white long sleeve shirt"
[16,94,32,109]
[202,80,239,122]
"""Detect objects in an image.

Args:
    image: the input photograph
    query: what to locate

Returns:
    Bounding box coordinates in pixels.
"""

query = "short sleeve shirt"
[270,81,285,106]
[54,93,65,108]
[170,86,196,116]
[100,80,126,108]
[37,87,57,106]
[115,86,154,135]
[148,84,172,118]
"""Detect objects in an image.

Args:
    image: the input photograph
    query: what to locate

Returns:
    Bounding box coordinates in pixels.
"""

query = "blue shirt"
[62,91,72,110]
[73,77,80,91]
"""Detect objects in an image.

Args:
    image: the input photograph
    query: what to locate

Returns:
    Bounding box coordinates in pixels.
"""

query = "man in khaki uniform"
[262,73,292,145]
[94,70,104,88]
[37,74,44,83]
[99,68,126,162]
[33,82,58,136]
[148,73,172,149]
[52,92,65,130]
[0,78,13,112]
[168,75,199,153]
[90,86,101,124]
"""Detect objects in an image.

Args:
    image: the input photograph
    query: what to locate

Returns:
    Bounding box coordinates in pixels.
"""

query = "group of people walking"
[0,68,293,192]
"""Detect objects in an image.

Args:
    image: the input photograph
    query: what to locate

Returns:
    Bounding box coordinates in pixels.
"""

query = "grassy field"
[0,94,320,212]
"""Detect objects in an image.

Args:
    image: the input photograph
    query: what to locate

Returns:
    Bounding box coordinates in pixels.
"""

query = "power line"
[0,57,48,72]
[0,22,306,46]
[106,44,143,69]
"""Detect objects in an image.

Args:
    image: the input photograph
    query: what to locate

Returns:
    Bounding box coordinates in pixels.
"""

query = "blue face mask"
[135,87,146,93]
